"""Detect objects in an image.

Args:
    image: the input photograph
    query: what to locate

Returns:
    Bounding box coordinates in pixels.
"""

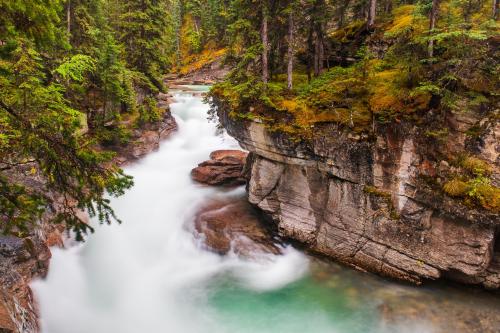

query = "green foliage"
[138,96,162,124]
[0,39,133,239]
[443,177,499,212]
[443,153,498,211]
[54,54,96,81]
[118,0,172,92]
[0,0,182,240]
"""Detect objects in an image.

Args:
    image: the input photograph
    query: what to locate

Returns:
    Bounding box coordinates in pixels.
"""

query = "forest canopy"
[1,0,499,238]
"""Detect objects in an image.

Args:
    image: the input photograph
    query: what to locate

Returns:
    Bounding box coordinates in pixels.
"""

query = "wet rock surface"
[217,103,500,289]
[194,195,282,257]
[110,109,178,165]
[164,58,230,86]
[0,225,63,333]
[191,150,248,186]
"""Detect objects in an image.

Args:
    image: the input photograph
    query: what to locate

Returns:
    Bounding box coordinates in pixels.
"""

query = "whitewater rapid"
[32,87,309,333]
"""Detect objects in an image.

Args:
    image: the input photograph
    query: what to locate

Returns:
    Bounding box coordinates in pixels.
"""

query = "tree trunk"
[368,0,377,28]
[261,4,269,85]
[384,0,393,14]
[313,30,320,77]
[66,0,71,36]
[287,11,294,90]
[337,0,351,28]
[318,27,324,73]
[313,23,324,77]
[306,25,313,82]
[428,0,440,58]
[494,0,499,19]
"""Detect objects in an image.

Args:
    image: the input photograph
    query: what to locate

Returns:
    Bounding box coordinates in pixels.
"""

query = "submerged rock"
[191,150,248,186]
[194,196,281,257]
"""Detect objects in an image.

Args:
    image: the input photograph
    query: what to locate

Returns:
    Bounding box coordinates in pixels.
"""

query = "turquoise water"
[208,258,500,333]
[209,271,376,333]
[175,84,211,92]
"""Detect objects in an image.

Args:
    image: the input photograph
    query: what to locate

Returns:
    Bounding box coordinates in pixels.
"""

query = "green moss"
[460,156,492,176]
[329,20,366,43]
[443,178,469,197]
[363,186,400,220]
[363,185,391,198]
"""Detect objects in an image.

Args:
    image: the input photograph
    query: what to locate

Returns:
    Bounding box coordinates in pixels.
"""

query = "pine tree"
[118,0,171,92]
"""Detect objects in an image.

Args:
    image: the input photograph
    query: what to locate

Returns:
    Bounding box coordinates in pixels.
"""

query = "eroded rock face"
[0,225,63,333]
[109,109,178,165]
[218,107,500,288]
[191,150,248,186]
[194,195,281,257]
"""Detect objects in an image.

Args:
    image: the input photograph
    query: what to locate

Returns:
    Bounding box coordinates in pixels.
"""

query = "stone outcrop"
[109,105,178,165]
[164,57,230,86]
[194,195,282,257]
[191,150,248,186]
[0,222,64,333]
[218,106,500,288]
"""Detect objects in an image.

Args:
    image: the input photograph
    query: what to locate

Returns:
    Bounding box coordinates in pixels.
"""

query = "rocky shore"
[108,95,178,165]
[216,103,500,289]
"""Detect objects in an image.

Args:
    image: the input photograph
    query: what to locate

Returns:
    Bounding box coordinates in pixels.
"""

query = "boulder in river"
[194,196,282,257]
[191,150,248,186]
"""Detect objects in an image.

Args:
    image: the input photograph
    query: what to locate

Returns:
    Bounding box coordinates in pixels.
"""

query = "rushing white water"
[32,87,309,333]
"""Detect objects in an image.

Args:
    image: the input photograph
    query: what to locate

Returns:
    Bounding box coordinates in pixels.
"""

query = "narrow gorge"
[1,0,499,332]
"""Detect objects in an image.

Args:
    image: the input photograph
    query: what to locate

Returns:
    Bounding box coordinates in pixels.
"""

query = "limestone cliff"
[218,105,500,288]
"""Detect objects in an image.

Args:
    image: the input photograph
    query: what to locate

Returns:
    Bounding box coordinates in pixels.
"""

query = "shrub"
[443,178,469,197]
[461,156,492,176]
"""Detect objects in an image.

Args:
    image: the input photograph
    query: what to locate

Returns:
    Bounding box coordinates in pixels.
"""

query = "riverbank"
[0,97,178,333]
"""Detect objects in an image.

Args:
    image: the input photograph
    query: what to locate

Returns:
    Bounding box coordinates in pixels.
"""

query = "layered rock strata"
[218,108,500,288]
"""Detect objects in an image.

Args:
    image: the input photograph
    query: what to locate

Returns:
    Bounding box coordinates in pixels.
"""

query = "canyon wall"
[219,107,500,288]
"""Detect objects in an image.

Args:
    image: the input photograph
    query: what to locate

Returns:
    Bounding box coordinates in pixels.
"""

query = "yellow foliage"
[461,156,492,175]
[279,99,300,113]
[443,179,469,197]
[369,70,403,113]
[475,183,500,212]
[386,5,416,35]
[178,48,227,75]
[368,69,431,116]
[179,14,197,60]
[329,20,366,43]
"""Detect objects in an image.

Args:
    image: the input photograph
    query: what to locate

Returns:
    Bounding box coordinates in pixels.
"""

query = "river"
[32,86,500,333]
